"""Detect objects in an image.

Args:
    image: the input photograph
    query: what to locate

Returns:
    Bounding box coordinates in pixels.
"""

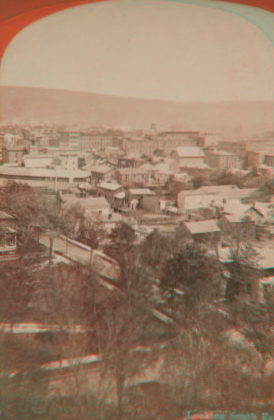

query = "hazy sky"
[1,0,274,102]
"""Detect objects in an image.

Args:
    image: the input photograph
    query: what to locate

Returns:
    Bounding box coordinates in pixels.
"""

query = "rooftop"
[216,188,258,200]
[221,200,251,216]
[213,150,237,156]
[153,162,171,172]
[158,131,199,136]
[0,211,15,220]
[24,155,54,159]
[114,192,126,200]
[116,168,147,175]
[179,162,208,169]
[252,202,271,217]
[199,185,239,195]
[224,214,249,224]
[0,166,90,179]
[3,146,25,151]
[129,188,155,196]
[172,147,205,158]
[97,181,122,191]
[63,196,110,211]
[139,162,155,171]
[184,220,220,234]
[178,189,205,197]
[83,165,114,174]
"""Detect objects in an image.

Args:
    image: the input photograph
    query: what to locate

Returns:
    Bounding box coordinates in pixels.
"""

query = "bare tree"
[0,260,34,332]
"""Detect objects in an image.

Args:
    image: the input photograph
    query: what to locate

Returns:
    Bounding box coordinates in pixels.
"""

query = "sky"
[1,0,274,103]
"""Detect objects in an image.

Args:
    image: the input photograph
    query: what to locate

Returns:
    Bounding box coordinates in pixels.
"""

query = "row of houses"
[177,184,258,213]
[180,200,272,241]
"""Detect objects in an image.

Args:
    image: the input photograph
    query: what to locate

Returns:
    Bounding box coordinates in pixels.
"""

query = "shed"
[182,219,221,242]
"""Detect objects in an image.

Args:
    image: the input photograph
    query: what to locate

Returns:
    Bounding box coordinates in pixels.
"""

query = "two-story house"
[115,168,149,188]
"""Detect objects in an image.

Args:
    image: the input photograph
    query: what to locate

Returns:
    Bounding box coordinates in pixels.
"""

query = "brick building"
[2,146,26,164]
[205,150,241,170]
[79,134,114,152]
[113,137,153,156]
[244,151,266,170]
[97,182,123,206]
[115,168,148,188]
[151,131,199,153]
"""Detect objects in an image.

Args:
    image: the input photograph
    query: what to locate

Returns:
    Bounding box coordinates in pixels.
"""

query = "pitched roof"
[97,182,122,191]
[139,162,154,172]
[129,188,155,196]
[114,192,126,200]
[172,147,205,158]
[0,211,15,220]
[184,220,220,234]
[84,165,114,174]
[63,196,110,211]
[153,162,170,172]
[224,214,250,224]
[116,168,147,175]
[256,248,274,270]
[178,189,207,197]
[222,201,251,216]
[252,202,271,217]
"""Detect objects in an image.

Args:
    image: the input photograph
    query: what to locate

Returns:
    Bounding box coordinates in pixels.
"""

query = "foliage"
[104,222,137,289]
[161,241,221,322]
[160,330,214,411]
[192,175,208,189]
[257,180,274,201]
[139,229,171,278]
[61,202,85,238]
[0,182,63,246]
[0,260,35,328]
[78,219,106,250]
[215,172,243,188]
[226,241,261,300]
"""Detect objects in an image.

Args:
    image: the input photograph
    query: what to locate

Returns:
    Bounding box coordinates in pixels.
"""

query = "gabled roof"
[139,162,154,172]
[222,200,251,216]
[63,196,110,211]
[254,248,274,270]
[184,220,220,234]
[0,211,15,220]
[116,168,147,175]
[178,189,205,197]
[224,214,251,224]
[153,162,170,172]
[251,202,271,217]
[129,188,155,196]
[97,182,122,191]
[114,192,126,200]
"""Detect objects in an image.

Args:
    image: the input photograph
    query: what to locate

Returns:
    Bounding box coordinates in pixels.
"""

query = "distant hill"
[1,85,273,136]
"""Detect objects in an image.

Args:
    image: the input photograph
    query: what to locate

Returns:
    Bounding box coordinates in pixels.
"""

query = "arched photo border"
[0,0,274,65]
